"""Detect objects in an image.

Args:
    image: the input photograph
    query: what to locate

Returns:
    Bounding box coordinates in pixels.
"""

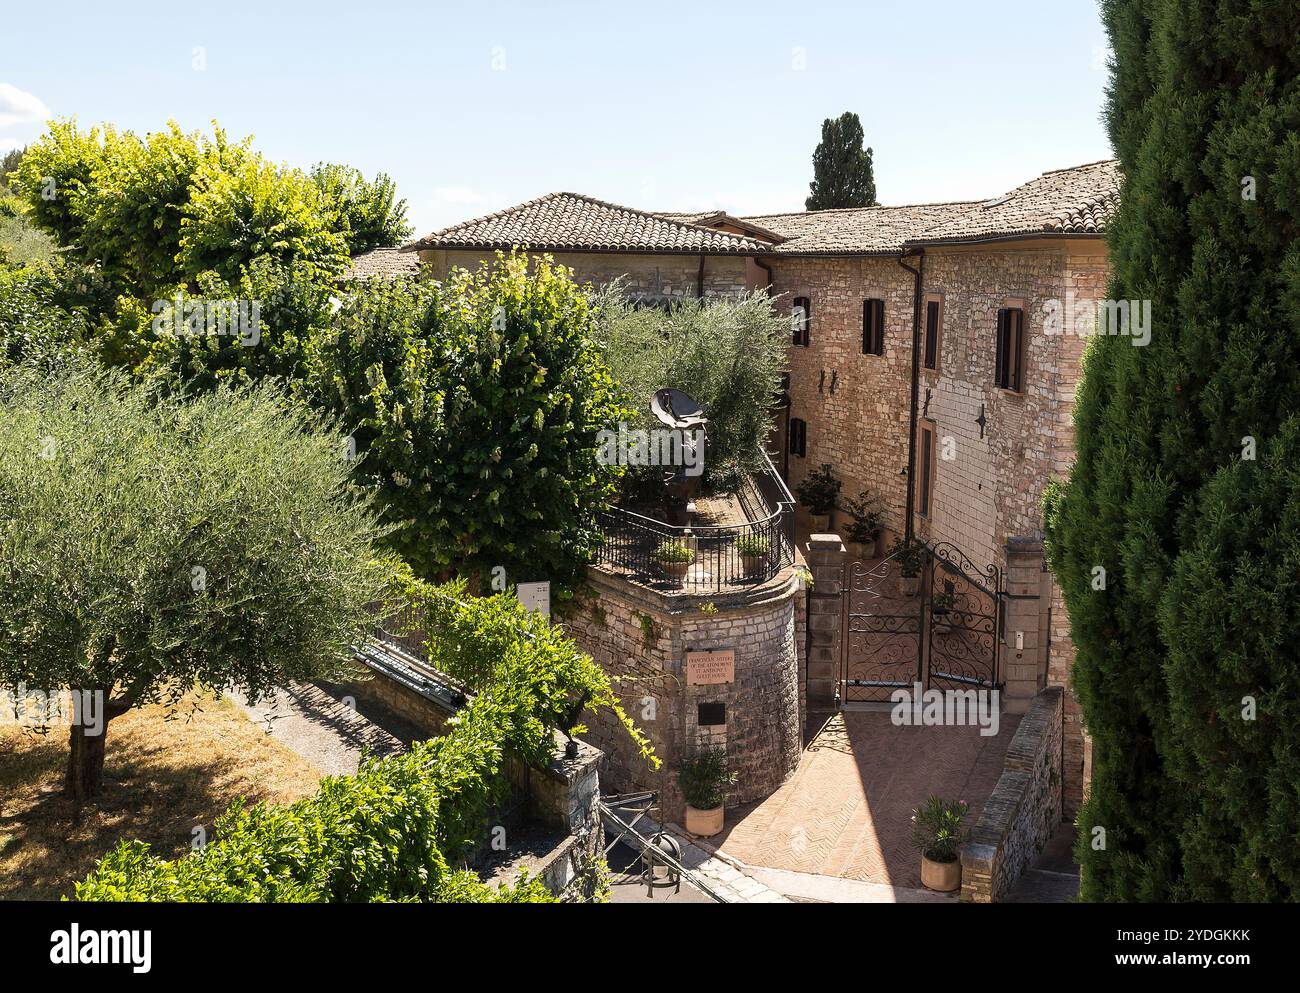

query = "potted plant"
[677,747,737,838]
[889,537,927,597]
[735,533,771,577]
[911,795,968,892]
[796,463,841,532]
[932,588,955,635]
[654,539,694,582]
[843,489,884,559]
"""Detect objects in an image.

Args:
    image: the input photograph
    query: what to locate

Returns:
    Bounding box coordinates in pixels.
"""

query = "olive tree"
[0,362,392,804]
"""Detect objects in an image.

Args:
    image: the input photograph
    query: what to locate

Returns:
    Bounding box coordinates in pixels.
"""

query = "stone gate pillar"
[805,533,845,711]
[1001,536,1050,715]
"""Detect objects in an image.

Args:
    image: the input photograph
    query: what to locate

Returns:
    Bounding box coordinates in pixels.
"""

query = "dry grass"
[0,692,323,901]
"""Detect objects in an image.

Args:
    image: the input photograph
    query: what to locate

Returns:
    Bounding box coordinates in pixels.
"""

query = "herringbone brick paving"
[716,710,1018,889]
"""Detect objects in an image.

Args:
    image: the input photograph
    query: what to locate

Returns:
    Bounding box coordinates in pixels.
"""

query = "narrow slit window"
[923,299,941,371]
[919,422,935,518]
[789,417,807,457]
[792,296,811,347]
[996,307,1025,392]
[862,298,884,355]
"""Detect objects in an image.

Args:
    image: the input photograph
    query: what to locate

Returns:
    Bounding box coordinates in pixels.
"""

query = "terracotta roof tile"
[408,192,767,255]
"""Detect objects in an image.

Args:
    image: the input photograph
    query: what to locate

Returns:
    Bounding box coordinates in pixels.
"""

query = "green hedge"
[74,579,654,903]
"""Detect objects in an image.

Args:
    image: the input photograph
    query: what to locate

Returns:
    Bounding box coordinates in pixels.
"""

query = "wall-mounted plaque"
[686,649,735,686]
[517,581,550,620]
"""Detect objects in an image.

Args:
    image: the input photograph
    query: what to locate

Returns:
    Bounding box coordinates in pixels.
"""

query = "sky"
[0,0,1114,239]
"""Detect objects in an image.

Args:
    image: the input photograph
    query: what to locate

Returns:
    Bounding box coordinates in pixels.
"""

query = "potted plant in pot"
[654,539,694,583]
[889,537,927,597]
[677,747,737,838]
[931,587,955,635]
[796,463,841,533]
[911,794,968,892]
[735,533,771,577]
[843,489,883,559]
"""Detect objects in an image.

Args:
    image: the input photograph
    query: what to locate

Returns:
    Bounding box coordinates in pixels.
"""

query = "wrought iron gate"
[841,541,1002,703]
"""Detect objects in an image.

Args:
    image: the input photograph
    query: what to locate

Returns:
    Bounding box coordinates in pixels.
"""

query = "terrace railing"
[592,450,796,593]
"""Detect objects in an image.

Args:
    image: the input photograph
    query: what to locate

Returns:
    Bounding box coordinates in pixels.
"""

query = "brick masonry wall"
[960,686,1064,902]
[419,249,755,300]
[562,564,804,822]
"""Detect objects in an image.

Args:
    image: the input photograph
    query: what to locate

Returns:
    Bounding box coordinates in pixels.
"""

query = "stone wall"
[562,563,804,822]
[418,248,757,301]
[960,686,1064,902]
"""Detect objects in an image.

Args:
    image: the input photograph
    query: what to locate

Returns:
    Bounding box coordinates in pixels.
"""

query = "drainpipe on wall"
[897,249,925,545]
[697,255,706,298]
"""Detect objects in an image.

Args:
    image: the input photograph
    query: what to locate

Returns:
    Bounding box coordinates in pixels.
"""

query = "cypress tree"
[1044,0,1300,900]
[805,112,877,210]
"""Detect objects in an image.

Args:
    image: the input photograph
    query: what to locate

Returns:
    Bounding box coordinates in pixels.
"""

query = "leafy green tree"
[592,287,786,489]
[310,252,628,587]
[1043,0,1300,900]
[178,153,348,285]
[311,163,413,255]
[805,111,877,210]
[0,362,392,804]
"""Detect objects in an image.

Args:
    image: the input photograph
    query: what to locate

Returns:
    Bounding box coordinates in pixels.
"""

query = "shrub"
[677,748,736,810]
[888,537,928,578]
[843,489,883,545]
[910,795,968,863]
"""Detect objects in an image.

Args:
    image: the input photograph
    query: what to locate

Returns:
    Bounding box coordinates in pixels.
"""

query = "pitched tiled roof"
[408,192,769,255]
[344,247,423,280]
[906,159,1121,245]
[742,200,983,256]
[742,160,1121,254]
[402,160,1121,262]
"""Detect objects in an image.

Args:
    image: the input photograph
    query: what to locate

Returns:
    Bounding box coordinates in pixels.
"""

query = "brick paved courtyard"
[715,710,1019,890]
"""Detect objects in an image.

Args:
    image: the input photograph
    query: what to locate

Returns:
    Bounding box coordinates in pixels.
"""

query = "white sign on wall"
[517,581,551,620]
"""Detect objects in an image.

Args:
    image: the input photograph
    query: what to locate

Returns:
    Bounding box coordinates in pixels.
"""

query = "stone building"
[353,159,1121,818]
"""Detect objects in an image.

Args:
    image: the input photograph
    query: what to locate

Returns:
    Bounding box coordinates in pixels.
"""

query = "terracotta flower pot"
[685,804,725,838]
[660,559,692,582]
[921,853,962,892]
[809,512,831,533]
[741,553,767,576]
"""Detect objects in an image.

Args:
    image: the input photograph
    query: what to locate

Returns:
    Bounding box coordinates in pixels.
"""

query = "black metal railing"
[593,452,795,592]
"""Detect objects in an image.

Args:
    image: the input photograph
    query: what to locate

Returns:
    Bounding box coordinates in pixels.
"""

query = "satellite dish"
[651,388,708,429]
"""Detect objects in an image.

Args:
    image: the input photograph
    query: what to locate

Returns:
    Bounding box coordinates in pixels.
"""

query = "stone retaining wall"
[563,564,804,822]
[960,686,1064,902]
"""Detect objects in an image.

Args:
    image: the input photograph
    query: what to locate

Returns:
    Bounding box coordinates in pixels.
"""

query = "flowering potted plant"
[677,747,737,838]
[654,539,694,582]
[735,533,771,577]
[796,463,840,532]
[911,794,968,892]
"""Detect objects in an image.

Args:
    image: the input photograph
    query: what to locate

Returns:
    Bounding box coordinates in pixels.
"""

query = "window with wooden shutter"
[862,298,884,355]
[792,296,811,347]
[996,307,1025,392]
[789,417,807,457]
[923,297,942,371]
